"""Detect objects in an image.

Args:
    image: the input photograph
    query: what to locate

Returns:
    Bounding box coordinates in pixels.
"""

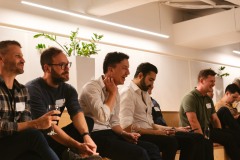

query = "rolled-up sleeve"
[119,88,134,129]
[109,93,120,127]
[80,82,111,123]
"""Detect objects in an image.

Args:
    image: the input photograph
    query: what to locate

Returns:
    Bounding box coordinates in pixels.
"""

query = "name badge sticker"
[55,99,65,107]
[16,102,25,112]
[154,107,160,111]
[206,103,211,109]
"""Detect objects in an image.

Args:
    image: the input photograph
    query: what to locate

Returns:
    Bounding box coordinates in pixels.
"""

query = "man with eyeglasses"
[0,40,60,160]
[26,47,101,160]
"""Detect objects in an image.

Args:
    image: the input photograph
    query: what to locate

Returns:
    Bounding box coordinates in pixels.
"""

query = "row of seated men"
[1,40,240,160]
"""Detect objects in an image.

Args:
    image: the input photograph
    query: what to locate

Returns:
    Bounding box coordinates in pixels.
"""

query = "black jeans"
[47,116,94,158]
[175,131,213,160]
[0,129,59,160]
[91,129,162,160]
[139,134,178,160]
[217,107,240,131]
[210,128,240,160]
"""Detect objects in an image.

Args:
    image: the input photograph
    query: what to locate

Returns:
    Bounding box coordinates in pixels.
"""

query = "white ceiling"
[68,0,239,16]
[67,0,240,49]
[3,0,240,50]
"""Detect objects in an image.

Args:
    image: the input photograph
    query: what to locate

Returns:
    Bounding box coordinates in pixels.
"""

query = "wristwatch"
[81,132,90,137]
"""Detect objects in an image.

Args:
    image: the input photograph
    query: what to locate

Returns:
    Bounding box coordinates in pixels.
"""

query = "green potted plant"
[216,66,229,78]
[33,28,103,57]
[33,28,103,94]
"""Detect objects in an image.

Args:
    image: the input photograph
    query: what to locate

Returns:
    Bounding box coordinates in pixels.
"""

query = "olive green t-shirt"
[179,88,215,130]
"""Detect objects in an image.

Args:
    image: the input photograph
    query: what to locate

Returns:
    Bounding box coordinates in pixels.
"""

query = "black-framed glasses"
[48,62,72,70]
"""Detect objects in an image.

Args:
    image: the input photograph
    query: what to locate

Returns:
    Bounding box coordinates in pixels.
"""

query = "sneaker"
[62,148,103,160]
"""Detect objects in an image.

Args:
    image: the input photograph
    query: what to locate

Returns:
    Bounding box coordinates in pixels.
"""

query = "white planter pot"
[68,56,95,95]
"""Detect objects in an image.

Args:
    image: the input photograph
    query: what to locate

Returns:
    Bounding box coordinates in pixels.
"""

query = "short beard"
[139,76,150,91]
[51,68,68,85]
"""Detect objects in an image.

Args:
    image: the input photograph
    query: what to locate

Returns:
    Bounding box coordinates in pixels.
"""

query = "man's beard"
[51,69,69,85]
[139,77,151,91]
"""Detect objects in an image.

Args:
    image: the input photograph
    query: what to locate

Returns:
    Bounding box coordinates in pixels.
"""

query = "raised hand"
[103,76,117,95]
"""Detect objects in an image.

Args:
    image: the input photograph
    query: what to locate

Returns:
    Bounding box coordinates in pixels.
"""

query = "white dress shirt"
[120,81,154,129]
[79,76,120,132]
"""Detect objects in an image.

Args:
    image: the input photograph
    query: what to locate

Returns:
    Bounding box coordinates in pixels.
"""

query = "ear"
[107,66,114,75]
[0,55,4,64]
[43,64,51,73]
[138,72,144,79]
[225,91,230,96]
[199,77,204,84]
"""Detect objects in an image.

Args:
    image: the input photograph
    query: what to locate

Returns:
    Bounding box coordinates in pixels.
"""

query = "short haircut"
[103,52,129,74]
[134,62,158,78]
[225,83,240,94]
[0,40,21,56]
[197,69,216,81]
[40,47,63,71]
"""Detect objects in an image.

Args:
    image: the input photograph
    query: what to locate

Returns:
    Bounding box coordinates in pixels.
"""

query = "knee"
[23,129,46,142]
[135,148,150,160]
[167,137,178,151]
[217,107,231,114]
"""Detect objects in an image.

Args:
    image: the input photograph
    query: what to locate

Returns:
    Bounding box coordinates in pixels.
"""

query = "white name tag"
[206,103,211,109]
[55,99,65,107]
[16,102,25,111]
[154,107,160,111]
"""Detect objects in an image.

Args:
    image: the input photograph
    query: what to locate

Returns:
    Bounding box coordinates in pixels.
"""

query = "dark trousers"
[47,116,94,158]
[139,134,178,160]
[0,129,59,160]
[91,129,162,160]
[175,132,213,160]
[217,107,240,131]
[210,128,240,160]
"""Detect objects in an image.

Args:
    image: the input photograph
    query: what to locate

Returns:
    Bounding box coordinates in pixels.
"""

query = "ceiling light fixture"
[233,50,240,55]
[21,1,169,39]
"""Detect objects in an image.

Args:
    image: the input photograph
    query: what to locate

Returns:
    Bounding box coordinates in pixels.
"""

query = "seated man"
[79,52,162,160]
[148,85,167,126]
[26,47,99,159]
[215,83,240,131]
[179,68,240,160]
[0,40,60,160]
[148,85,213,160]
[120,62,210,160]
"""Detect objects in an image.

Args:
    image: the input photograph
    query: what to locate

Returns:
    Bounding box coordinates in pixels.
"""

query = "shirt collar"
[98,75,106,90]
[0,76,23,92]
[193,88,207,98]
[130,81,142,94]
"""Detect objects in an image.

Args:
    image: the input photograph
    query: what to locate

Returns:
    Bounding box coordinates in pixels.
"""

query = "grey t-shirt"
[26,77,82,119]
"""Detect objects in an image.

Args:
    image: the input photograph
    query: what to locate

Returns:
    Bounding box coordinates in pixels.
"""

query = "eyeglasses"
[48,62,72,70]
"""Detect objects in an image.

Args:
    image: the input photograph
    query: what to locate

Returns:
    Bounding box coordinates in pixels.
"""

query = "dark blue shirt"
[26,77,82,120]
[151,97,167,126]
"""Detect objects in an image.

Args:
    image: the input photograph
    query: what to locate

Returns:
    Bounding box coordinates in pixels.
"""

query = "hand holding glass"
[47,104,60,135]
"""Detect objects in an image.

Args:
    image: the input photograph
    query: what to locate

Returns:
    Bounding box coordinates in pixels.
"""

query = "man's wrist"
[81,132,90,137]
[29,120,39,129]
[120,130,127,136]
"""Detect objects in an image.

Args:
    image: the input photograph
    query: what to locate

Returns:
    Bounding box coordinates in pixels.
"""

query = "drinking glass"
[204,126,210,139]
[47,104,60,136]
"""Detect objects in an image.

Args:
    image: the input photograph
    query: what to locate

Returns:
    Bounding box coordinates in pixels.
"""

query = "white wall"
[1,1,240,111]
